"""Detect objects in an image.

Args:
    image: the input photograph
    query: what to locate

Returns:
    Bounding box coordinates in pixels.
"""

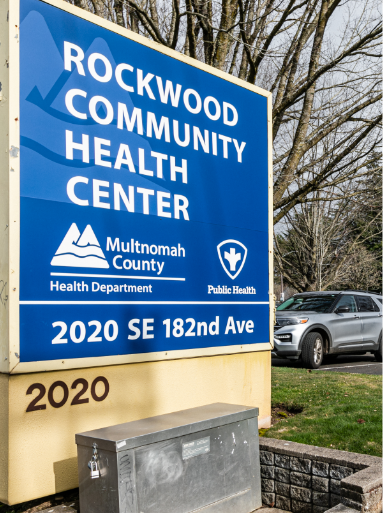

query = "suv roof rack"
[342,289,382,296]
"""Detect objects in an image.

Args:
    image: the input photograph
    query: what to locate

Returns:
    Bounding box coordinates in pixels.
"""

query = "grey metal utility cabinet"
[76,403,262,513]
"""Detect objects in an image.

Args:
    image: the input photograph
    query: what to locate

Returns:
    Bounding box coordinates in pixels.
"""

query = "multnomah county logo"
[51,223,109,268]
[217,240,247,280]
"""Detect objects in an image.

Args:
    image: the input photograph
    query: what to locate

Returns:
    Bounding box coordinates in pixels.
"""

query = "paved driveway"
[272,354,382,375]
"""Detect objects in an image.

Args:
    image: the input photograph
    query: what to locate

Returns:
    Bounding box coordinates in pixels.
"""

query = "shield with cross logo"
[217,240,248,280]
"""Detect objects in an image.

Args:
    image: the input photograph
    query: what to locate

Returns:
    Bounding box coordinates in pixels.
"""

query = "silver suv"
[273,291,382,369]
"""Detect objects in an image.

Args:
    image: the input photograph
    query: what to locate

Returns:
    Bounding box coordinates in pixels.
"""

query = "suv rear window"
[277,294,338,313]
[355,295,380,312]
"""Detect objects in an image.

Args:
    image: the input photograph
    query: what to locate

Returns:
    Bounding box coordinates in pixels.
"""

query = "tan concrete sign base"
[0,351,271,505]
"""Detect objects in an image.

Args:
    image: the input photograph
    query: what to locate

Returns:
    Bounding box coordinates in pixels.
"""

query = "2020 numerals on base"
[26,377,109,412]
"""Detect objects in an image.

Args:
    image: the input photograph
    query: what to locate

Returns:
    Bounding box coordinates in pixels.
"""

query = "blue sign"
[19,0,270,363]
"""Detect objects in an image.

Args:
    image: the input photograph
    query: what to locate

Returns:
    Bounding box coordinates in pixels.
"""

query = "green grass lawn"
[262,367,382,457]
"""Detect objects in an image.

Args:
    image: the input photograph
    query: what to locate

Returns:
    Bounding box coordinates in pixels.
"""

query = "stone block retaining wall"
[259,438,382,513]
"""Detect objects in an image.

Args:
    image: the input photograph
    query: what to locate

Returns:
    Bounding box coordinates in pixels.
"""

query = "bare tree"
[274,184,382,292]
[337,247,382,291]
[65,0,382,226]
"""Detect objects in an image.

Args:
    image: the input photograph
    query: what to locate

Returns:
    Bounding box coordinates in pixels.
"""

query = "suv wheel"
[301,332,324,369]
[374,333,382,363]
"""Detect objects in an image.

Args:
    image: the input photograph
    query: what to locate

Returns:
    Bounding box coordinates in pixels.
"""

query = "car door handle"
[353,315,360,319]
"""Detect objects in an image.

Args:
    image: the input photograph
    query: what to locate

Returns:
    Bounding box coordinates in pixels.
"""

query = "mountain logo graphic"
[51,223,109,268]
[217,240,247,280]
